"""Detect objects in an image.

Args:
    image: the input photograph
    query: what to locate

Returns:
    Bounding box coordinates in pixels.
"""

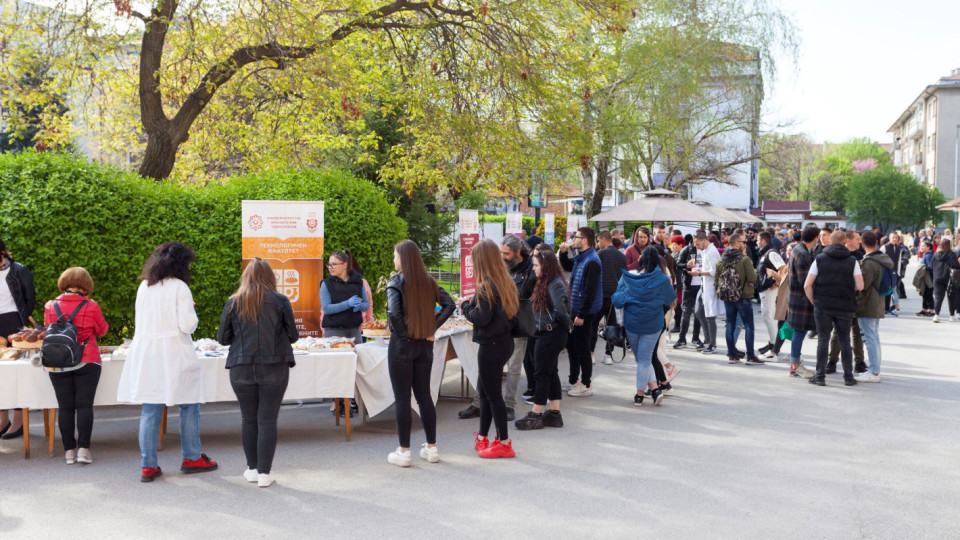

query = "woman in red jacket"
[43,267,109,465]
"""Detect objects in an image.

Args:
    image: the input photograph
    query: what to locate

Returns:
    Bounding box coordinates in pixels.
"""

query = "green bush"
[0,151,406,342]
[478,214,536,235]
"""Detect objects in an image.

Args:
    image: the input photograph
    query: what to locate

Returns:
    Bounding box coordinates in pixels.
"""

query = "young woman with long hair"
[0,238,35,440]
[625,226,652,271]
[461,239,519,458]
[514,250,570,431]
[930,238,960,322]
[217,258,299,487]
[117,242,218,482]
[386,240,455,467]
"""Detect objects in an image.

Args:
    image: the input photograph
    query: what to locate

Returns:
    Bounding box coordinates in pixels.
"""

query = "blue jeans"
[627,331,660,390]
[790,329,807,364]
[724,299,755,357]
[139,403,202,468]
[858,317,881,375]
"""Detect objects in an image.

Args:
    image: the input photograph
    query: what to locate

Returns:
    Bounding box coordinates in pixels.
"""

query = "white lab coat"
[117,278,203,405]
[696,244,724,318]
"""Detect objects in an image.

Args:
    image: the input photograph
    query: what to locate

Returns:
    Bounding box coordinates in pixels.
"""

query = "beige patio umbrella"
[689,200,750,223]
[589,189,722,223]
[726,208,765,224]
[937,197,960,229]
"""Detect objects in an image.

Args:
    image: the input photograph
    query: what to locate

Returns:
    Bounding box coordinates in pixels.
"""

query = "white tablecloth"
[354,329,477,417]
[0,351,357,410]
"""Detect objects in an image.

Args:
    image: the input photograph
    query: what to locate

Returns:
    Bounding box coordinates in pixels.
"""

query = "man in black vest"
[804,230,864,386]
[593,231,627,364]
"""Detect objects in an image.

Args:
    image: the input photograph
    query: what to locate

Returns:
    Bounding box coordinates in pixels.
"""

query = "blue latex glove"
[347,295,362,309]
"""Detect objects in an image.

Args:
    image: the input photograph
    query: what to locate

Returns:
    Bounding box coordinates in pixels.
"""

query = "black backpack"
[41,300,90,369]
[598,304,629,362]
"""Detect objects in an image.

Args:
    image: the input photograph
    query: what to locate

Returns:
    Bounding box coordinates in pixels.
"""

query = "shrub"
[0,151,406,342]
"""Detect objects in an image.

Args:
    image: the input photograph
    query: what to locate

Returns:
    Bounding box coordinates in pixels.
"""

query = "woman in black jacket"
[218,258,299,487]
[386,240,455,467]
[461,239,519,458]
[930,239,960,322]
[0,239,35,440]
[515,250,570,431]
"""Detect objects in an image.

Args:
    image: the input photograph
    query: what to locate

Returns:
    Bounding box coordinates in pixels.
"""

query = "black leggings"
[477,337,514,441]
[922,286,934,310]
[532,327,567,406]
[230,363,290,474]
[388,337,436,448]
[48,363,101,450]
[933,279,950,315]
[650,328,667,383]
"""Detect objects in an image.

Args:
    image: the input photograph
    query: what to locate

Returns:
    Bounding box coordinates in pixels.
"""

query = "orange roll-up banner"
[242,200,325,337]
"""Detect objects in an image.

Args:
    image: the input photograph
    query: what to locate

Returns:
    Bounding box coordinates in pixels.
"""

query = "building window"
[929,100,937,118]
[931,133,936,152]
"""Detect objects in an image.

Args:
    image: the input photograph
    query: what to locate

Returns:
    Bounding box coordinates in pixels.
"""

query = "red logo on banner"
[306,218,318,232]
[248,214,264,231]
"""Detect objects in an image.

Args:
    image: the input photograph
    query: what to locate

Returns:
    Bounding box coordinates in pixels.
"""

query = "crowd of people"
[2,220,958,482]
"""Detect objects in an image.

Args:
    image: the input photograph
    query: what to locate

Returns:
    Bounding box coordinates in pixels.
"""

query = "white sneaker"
[950,316,956,322]
[592,356,596,364]
[855,372,881,383]
[561,382,577,392]
[419,443,440,463]
[603,355,613,365]
[665,364,681,382]
[796,364,815,379]
[243,468,258,482]
[76,448,92,464]
[567,383,594,397]
[761,350,777,361]
[65,449,77,465]
[933,314,940,323]
[388,447,412,467]
[257,473,275,487]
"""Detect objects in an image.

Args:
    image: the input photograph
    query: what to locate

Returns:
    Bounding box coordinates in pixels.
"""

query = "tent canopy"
[590,189,763,224]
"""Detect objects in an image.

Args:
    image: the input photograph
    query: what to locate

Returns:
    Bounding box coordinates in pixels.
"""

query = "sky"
[763,0,960,144]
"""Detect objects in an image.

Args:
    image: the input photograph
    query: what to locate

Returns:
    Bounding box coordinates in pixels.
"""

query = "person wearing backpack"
[930,238,960,323]
[855,231,893,383]
[42,267,109,464]
[714,233,762,365]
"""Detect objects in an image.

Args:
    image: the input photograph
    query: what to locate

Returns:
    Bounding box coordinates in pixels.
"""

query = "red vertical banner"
[459,209,480,298]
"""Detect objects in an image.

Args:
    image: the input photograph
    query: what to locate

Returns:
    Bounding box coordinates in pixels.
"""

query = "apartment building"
[888,68,960,202]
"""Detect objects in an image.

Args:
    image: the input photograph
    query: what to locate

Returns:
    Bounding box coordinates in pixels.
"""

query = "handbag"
[778,321,794,341]
[599,304,628,362]
[511,297,535,337]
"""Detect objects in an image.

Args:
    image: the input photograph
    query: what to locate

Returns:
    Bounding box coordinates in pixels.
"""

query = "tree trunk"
[138,130,180,180]
[590,155,610,217]
[580,164,594,216]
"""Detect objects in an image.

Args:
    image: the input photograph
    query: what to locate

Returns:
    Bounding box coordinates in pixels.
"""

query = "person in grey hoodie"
[855,231,893,383]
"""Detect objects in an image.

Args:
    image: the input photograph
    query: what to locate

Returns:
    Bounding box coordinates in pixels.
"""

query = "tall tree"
[810,137,892,213]
[845,167,945,234]
[757,132,817,201]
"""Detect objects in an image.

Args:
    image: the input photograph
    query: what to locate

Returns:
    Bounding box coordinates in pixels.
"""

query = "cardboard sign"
[242,200,324,337]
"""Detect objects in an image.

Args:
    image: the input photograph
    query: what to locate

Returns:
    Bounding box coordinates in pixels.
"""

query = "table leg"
[344,399,351,441]
[43,408,50,440]
[334,399,341,427]
[22,408,30,459]
[159,405,167,451]
[47,409,56,457]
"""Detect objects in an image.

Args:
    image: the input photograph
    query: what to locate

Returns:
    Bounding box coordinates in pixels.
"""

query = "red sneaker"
[478,439,515,459]
[141,466,163,483]
[473,433,489,453]
[180,454,218,474]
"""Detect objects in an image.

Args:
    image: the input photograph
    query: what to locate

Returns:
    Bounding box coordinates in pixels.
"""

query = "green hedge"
[0,151,406,342]
[477,214,536,235]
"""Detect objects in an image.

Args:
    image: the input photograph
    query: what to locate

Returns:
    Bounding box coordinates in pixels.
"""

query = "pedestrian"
[880,231,910,316]
[917,240,935,316]
[804,230,864,386]
[691,232,722,355]
[613,247,677,407]
[930,238,960,323]
[320,250,369,342]
[625,226,652,270]
[117,242,219,482]
[461,239,520,459]
[217,258,299,487]
[0,238,35,440]
[559,227,603,397]
[826,231,866,374]
[43,267,109,465]
[714,233,762,365]
[675,232,704,350]
[459,235,535,421]
[514,250,570,430]
[786,227,820,379]
[755,231,787,360]
[855,231,893,383]
[386,240,456,467]
[595,230,627,365]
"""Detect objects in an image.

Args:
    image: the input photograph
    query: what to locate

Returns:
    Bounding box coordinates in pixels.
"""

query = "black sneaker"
[651,388,664,406]
[758,343,772,355]
[732,349,746,359]
[693,340,705,350]
[659,382,673,393]
[672,340,687,349]
[542,409,564,428]
[514,412,544,430]
[458,405,480,419]
[727,356,741,364]
[854,363,868,374]
[844,376,858,387]
[702,345,715,355]
[809,375,826,386]
[521,389,535,405]
[506,407,515,422]
[825,363,837,374]
[633,394,644,407]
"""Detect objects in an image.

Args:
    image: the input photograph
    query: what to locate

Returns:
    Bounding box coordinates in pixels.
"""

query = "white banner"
[544,213,555,245]
[505,211,523,236]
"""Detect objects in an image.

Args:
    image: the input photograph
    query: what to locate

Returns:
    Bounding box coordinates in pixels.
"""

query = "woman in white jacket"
[691,233,724,354]
[117,242,218,482]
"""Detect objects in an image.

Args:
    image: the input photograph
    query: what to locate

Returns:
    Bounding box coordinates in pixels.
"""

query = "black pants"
[532,327,567,406]
[949,285,960,316]
[922,286,934,310]
[522,337,536,391]
[48,363,101,451]
[590,298,618,356]
[678,285,701,342]
[651,328,667,383]
[568,312,598,387]
[773,320,786,353]
[829,316,864,364]
[477,337,514,441]
[933,279,950,315]
[814,308,853,377]
[388,337,436,448]
[230,363,290,474]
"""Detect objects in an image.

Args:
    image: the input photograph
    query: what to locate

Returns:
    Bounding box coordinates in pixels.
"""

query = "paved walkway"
[1,264,958,539]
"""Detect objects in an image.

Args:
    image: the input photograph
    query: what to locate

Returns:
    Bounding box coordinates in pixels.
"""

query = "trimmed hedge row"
[0,151,406,343]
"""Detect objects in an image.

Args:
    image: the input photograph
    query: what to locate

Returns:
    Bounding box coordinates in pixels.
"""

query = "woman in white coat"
[691,233,724,354]
[117,242,218,482]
